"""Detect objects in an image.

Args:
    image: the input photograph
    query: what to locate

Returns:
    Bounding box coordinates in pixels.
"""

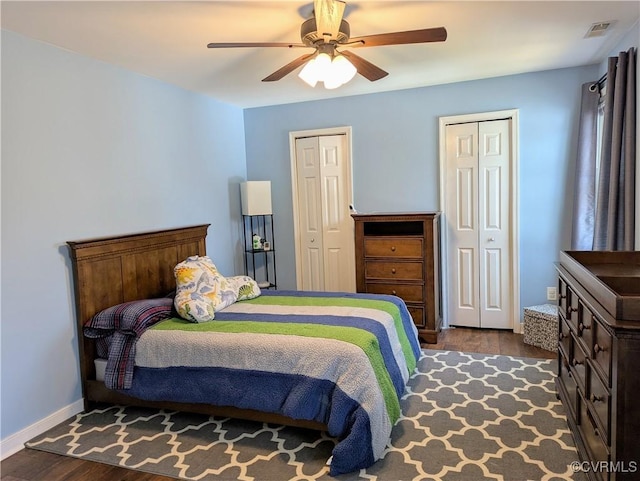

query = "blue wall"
[243,65,600,312]
[1,31,247,440]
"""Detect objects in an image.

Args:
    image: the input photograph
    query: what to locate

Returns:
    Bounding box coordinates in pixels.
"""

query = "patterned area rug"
[26,350,584,481]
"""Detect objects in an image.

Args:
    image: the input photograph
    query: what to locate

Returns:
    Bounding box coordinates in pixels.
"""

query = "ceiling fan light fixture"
[299,52,357,89]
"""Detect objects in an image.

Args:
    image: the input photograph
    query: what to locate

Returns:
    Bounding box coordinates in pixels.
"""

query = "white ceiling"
[2,1,638,108]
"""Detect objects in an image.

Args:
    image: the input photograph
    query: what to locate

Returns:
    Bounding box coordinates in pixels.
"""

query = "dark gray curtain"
[571,83,600,250]
[593,47,637,250]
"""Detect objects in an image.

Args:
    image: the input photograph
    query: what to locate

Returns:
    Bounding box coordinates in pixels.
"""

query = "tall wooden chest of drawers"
[556,251,640,481]
[352,212,442,343]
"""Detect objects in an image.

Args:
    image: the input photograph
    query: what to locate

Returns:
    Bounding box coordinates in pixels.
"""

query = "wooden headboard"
[67,224,209,398]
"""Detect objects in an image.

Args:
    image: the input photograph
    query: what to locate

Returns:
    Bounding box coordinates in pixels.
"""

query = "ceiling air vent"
[585,21,614,38]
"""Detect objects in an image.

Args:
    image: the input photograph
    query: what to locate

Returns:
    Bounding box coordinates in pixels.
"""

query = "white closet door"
[445,120,512,329]
[478,120,511,328]
[446,122,481,327]
[295,135,355,292]
[318,135,355,292]
[296,137,325,290]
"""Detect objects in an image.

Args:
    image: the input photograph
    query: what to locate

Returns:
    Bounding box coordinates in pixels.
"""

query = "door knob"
[488,237,495,242]
[310,238,315,243]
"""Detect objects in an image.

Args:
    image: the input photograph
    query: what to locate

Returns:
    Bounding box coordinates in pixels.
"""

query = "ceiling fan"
[207,0,447,86]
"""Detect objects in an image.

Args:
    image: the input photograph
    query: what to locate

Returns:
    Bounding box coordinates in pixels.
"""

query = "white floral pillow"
[173,256,237,322]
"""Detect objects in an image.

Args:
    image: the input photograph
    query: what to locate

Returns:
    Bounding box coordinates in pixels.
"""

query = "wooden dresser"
[352,212,441,343]
[556,251,640,481]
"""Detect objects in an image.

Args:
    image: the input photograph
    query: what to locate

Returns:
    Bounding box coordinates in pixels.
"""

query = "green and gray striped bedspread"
[124,290,421,475]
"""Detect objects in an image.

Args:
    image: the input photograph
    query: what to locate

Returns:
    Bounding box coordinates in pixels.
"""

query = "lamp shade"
[240,181,272,215]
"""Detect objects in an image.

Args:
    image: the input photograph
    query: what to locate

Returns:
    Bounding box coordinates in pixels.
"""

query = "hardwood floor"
[1,327,556,481]
[0,449,174,481]
[424,326,557,359]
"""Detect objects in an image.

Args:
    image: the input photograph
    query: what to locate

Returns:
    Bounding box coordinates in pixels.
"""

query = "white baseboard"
[0,398,84,460]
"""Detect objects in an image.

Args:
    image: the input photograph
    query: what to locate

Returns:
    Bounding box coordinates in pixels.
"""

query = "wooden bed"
[67,224,325,430]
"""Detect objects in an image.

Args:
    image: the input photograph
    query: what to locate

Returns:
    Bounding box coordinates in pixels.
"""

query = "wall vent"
[585,21,614,38]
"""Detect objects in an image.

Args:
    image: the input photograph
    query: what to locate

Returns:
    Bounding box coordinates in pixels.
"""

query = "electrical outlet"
[547,286,557,301]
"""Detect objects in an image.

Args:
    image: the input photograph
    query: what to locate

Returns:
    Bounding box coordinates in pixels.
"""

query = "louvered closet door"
[295,135,355,292]
[445,120,511,329]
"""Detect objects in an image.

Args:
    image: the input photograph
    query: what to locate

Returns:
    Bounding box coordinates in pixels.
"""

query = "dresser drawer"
[566,286,580,331]
[365,282,424,303]
[559,316,572,359]
[588,367,611,443]
[577,299,594,351]
[592,318,612,384]
[558,350,577,418]
[578,395,610,481]
[570,336,588,394]
[558,277,569,317]
[364,237,423,258]
[365,260,423,280]
[407,306,425,328]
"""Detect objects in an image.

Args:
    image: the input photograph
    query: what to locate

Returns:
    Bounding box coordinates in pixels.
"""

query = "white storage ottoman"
[523,304,558,352]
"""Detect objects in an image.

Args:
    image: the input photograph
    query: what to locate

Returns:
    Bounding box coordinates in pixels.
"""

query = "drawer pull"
[391,290,397,295]
[572,358,584,366]
[559,332,565,340]
[590,394,603,403]
[390,246,396,252]
[594,427,600,438]
[594,343,607,354]
[567,307,577,313]
[579,323,591,332]
[559,294,567,299]
[391,268,396,274]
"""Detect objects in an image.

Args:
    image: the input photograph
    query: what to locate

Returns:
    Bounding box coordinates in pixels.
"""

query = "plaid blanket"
[83,298,175,389]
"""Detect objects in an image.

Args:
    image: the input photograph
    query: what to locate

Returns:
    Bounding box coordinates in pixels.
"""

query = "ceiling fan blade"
[262,53,317,82]
[207,42,306,48]
[314,0,346,39]
[340,50,388,82]
[348,27,447,48]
